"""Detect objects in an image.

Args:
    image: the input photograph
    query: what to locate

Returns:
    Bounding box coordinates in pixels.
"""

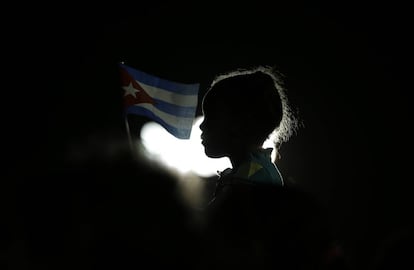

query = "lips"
[201,133,207,145]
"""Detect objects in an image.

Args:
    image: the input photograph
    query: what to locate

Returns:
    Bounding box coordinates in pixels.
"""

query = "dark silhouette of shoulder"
[203,181,344,269]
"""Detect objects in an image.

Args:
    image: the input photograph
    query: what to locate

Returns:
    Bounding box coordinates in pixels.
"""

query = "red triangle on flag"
[120,67,154,107]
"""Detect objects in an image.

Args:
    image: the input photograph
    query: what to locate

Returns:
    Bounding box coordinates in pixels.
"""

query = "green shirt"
[219,148,284,186]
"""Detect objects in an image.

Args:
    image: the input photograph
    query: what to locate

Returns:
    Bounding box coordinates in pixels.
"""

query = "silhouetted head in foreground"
[201,70,281,154]
[200,67,286,161]
[200,66,297,189]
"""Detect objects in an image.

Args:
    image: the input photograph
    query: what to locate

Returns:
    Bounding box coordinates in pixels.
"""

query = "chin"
[204,147,226,158]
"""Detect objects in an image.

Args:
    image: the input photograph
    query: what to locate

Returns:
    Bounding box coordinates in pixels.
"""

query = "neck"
[229,145,263,169]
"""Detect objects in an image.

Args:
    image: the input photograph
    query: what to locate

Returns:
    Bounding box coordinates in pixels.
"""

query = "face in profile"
[200,70,287,162]
[199,98,237,158]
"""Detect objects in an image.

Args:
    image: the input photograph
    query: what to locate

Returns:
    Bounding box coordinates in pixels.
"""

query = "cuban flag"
[120,63,200,139]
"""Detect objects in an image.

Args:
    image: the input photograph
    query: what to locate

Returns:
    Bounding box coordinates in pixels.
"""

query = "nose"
[199,118,206,131]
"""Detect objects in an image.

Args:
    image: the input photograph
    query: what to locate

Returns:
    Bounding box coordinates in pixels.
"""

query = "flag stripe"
[121,64,199,95]
[126,105,192,139]
[153,98,197,118]
[120,63,200,139]
[139,81,198,107]
[127,103,194,130]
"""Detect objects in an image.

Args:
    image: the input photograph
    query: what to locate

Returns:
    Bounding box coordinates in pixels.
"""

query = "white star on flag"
[123,82,140,98]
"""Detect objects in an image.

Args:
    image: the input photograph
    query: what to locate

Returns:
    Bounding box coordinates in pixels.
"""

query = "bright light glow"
[263,130,278,161]
[140,116,231,177]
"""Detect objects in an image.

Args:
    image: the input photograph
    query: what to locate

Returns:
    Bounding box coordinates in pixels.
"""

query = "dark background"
[3,1,412,269]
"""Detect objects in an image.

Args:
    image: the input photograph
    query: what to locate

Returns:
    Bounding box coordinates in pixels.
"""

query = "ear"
[228,116,253,141]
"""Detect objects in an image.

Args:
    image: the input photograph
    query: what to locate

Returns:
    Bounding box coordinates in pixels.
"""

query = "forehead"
[202,88,227,113]
[202,97,222,116]
[202,74,248,116]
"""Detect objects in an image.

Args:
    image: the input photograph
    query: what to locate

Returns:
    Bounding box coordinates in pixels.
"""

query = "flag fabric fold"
[120,63,200,139]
